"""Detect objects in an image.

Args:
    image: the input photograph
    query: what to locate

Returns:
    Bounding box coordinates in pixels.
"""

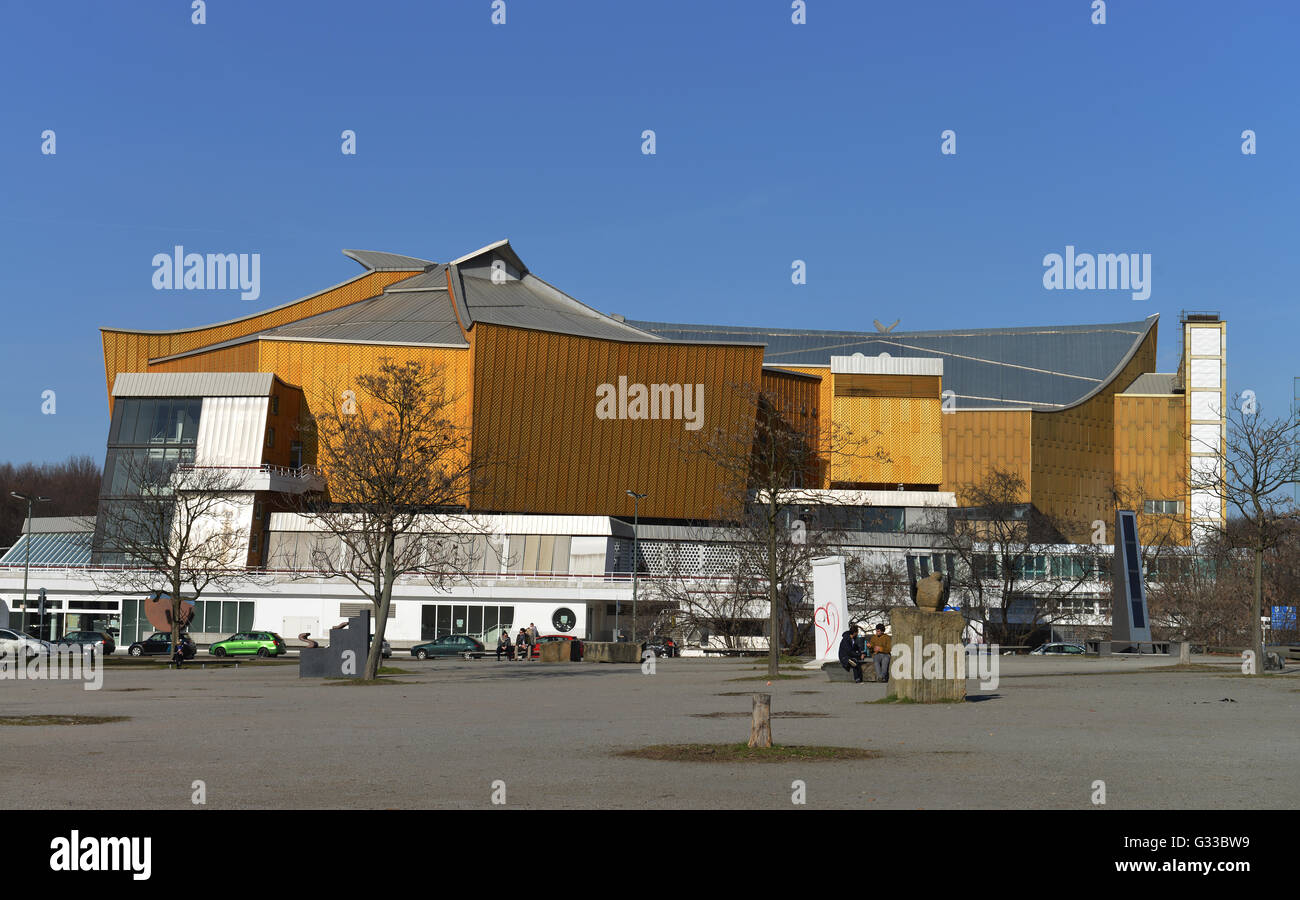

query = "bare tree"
[1146,532,1252,647]
[645,532,762,650]
[1,455,101,548]
[680,385,882,676]
[1190,394,1300,672]
[288,360,489,680]
[937,469,1101,646]
[92,455,256,659]
[846,553,912,627]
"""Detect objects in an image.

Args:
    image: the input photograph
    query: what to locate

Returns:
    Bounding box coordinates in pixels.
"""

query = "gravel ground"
[1,654,1295,809]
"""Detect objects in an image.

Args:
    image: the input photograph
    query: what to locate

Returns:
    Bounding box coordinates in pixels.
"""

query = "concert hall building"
[0,241,1227,648]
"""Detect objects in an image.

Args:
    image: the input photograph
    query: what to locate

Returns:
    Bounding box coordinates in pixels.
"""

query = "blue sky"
[2,0,1297,463]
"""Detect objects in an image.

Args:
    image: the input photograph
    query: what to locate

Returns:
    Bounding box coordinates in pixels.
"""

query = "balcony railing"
[175,463,321,479]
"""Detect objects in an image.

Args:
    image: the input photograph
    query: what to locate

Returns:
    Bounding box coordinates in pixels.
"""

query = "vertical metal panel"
[1029,324,1159,540]
[941,409,1033,500]
[196,397,269,466]
[469,323,764,519]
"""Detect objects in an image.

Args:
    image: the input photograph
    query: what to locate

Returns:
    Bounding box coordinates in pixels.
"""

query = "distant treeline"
[0,455,101,549]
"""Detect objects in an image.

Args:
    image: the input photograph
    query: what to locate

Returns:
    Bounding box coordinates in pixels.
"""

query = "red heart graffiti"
[813,603,840,656]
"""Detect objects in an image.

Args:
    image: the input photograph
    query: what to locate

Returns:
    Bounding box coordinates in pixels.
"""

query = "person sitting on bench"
[838,625,865,684]
[868,624,892,683]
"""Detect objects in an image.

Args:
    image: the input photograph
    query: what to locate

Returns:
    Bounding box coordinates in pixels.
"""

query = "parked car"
[55,630,115,655]
[209,631,288,658]
[410,635,485,659]
[529,634,584,659]
[1029,642,1086,655]
[0,627,51,659]
[127,632,197,659]
[644,635,677,658]
[382,639,392,659]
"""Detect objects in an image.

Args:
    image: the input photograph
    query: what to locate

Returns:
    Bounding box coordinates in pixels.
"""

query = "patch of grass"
[0,715,130,726]
[617,743,880,762]
[726,673,810,682]
[324,677,416,686]
[689,711,830,719]
[376,666,420,675]
[1139,663,1230,673]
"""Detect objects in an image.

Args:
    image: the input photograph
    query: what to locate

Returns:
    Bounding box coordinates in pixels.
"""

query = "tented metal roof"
[1121,373,1179,395]
[1,530,94,567]
[628,317,1158,410]
[341,249,436,271]
[453,272,663,342]
[262,289,468,347]
[113,372,278,397]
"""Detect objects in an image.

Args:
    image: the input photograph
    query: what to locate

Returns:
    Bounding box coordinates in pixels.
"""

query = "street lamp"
[10,491,52,637]
[626,490,647,642]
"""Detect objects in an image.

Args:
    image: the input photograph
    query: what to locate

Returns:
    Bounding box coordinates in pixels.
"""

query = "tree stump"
[748,693,772,748]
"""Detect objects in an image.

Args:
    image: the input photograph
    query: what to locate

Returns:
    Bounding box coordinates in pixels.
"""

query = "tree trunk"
[767,510,780,678]
[367,532,396,680]
[748,692,772,748]
[1253,547,1264,676]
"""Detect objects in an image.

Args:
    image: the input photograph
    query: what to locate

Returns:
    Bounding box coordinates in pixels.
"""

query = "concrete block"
[584,642,640,663]
[887,608,966,702]
[539,641,569,662]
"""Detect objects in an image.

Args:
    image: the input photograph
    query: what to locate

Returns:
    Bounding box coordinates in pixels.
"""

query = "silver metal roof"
[453,268,663,342]
[112,372,277,398]
[384,265,449,292]
[629,317,1159,410]
[21,516,96,534]
[262,290,468,347]
[1121,373,1179,395]
[341,249,437,271]
[0,530,94,567]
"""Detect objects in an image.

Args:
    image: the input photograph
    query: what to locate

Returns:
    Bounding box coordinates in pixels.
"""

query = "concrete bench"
[822,660,878,683]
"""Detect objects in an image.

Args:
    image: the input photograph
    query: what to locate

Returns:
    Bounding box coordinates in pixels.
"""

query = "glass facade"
[94,397,204,564]
[421,603,514,642]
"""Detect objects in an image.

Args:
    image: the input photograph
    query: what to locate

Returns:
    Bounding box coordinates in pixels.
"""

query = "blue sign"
[1271,606,1297,630]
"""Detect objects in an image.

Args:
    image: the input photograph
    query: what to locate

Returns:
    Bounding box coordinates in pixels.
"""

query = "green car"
[210,631,288,658]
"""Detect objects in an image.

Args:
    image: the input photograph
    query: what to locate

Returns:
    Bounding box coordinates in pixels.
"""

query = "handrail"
[176,463,320,478]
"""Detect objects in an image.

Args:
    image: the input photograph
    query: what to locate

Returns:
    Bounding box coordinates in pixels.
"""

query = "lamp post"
[10,491,52,636]
[626,490,647,642]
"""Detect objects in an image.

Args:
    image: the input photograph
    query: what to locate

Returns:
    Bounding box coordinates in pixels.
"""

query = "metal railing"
[176,463,321,479]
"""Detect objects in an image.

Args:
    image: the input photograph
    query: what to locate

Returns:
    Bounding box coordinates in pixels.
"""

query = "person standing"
[528,622,539,645]
[838,625,864,684]
[868,624,892,683]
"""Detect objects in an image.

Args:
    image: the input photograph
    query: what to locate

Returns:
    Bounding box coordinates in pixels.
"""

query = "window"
[1143,500,1183,515]
[270,395,279,416]
[266,427,275,449]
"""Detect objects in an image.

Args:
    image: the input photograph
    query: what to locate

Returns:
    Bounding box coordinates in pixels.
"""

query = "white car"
[1029,642,1086,656]
[0,628,52,660]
